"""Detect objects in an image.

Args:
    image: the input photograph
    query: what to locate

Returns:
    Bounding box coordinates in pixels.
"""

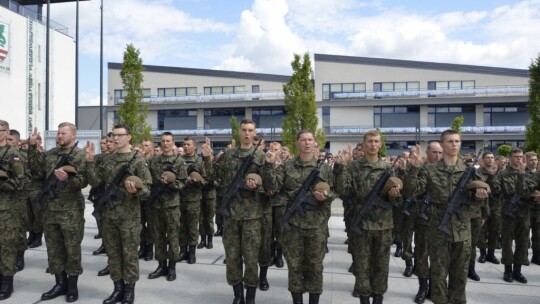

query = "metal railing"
[115,90,286,105]
[1,0,70,36]
[330,85,528,100]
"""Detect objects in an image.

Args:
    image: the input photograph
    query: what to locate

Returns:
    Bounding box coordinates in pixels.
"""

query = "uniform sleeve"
[332,163,353,197]
[27,144,46,178]
[132,158,151,199]
[404,165,427,198]
[263,161,285,193]
[62,150,88,191]
[0,150,25,192]
[168,158,188,191]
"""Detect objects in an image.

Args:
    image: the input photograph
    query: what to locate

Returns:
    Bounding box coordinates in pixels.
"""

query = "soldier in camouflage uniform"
[138,139,155,262]
[476,152,502,265]
[26,133,45,249]
[405,130,489,304]
[264,130,335,304]
[86,124,151,304]
[395,154,416,278]
[28,123,88,302]
[90,136,109,257]
[202,119,266,304]
[6,129,29,273]
[147,132,187,281]
[179,136,205,264]
[493,148,530,284]
[334,130,402,304]
[524,151,540,265]
[198,170,217,249]
[0,120,25,300]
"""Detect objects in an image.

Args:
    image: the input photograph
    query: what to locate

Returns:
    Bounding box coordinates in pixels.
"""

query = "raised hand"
[85,141,95,161]
[409,144,424,168]
[201,137,212,157]
[335,144,352,165]
[29,127,39,145]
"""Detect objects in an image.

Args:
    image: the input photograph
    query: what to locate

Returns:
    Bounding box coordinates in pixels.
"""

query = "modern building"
[0,0,78,136]
[83,53,529,155]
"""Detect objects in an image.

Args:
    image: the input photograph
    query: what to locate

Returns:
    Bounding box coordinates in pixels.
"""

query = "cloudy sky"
[46,0,540,106]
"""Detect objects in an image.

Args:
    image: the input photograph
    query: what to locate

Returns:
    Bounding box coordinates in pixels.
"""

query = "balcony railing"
[150,125,525,137]
[116,90,285,105]
[1,0,70,36]
[331,85,528,100]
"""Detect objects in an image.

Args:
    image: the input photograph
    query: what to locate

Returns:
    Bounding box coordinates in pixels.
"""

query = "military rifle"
[417,193,431,221]
[146,153,181,210]
[350,157,400,235]
[0,145,11,177]
[504,193,524,218]
[281,167,321,232]
[218,139,262,218]
[92,151,139,219]
[32,142,79,211]
[401,197,417,216]
[438,151,482,237]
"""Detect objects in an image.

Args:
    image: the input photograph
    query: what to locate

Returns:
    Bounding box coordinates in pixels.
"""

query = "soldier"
[334,130,402,304]
[405,130,489,304]
[85,124,151,304]
[28,123,88,302]
[147,132,186,281]
[0,120,25,300]
[138,139,155,262]
[393,151,409,259]
[198,150,217,250]
[6,129,29,273]
[494,148,530,283]
[179,136,205,264]
[269,143,288,269]
[525,151,540,265]
[477,152,502,265]
[26,132,45,249]
[201,119,266,304]
[409,141,443,304]
[264,130,334,304]
[90,136,109,256]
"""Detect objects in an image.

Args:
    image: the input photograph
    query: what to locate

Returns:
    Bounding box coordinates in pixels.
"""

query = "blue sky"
[47,0,540,106]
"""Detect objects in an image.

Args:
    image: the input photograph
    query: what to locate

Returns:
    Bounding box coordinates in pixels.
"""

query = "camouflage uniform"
[180,154,205,248]
[406,159,482,304]
[147,154,186,261]
[205,147,265,288]
[265,157,335,294]
[270,190,287,258]
[0,145,24,277]
[334,158,399,298]
[199,182,216,236]
[88,153,107,238]
[498,167,531,266]
[258,194,273,267]
[28,144,87,276]
[476,167,500,254]
[518,170,540,260]
[86,151,151,284]
[25,149,44,243]
[14,151,29,256]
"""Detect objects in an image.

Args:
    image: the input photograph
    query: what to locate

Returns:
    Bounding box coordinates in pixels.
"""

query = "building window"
[322,83,366,100]
[204,86,245,95]
[204,108,245,129]
[157,87,197,97]
[158,109,198,130]
[484,103,528,126]
[114,90,124,103]
[373,82,420,92]
[428,105,476,127]
[374,106,420,128]
[427,80,475,90]
[252,106,286,128]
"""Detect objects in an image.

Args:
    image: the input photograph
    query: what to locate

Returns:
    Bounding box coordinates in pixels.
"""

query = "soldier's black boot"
[148,260,167,279]
[291,292,303,304]
[275,248,284,268]
[532,250,540,265]
[232,282,245,304]
[93,243,107,255]
[179,246,188,262]
[426,278,432,299]
[144,243,153,261]
[41,272,68,300]
[259,266,269,291]
[16,251,24,272]
[468,260,480,281]
[29,232,42,248]
[66,275,79,302]
[137,242,145,259]
[214,224,223,237]
[207,235,214,249]
[414,278,428,304]
[394,243,403,258]
[403,259,413,277]
[308,293,320,304]
[167,260,176,281]
[103,280,124,304]
[121,283,135,304]
[478,248,486,263]
[27,231,35,245]
[359,295,370,304]
[188,245,196,264]
[197,234,207,249]
[245,286,256,304]
[0,276,13,300]
[503,264,513,282]
[512,264,527,283]
[486,249,500,264]
[372,293,383,304]
[97,265,110,276]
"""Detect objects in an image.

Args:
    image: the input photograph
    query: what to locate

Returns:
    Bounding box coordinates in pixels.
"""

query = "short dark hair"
[9,129,20,140]
[440,129,459,141]
[113,123,130,134]
[240,119,256,128]
[482,151,494,159]
[296,130,313,140]
[183,136,196,143]
[509,148,522,156]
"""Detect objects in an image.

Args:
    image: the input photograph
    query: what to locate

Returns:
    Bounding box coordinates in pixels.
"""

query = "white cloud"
[79,92,105,106]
